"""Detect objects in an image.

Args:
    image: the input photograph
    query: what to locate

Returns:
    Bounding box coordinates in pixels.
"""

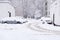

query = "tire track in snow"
[27,23,60,35]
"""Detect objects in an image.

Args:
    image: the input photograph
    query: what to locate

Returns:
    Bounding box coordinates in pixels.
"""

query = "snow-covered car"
[41,17,52,24]
[0,17,27,24]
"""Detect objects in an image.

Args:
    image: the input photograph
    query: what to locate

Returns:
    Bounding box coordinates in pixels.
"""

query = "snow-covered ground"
[0,19,60,40]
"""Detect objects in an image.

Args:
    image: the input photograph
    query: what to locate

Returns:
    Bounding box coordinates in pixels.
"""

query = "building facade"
[48,0,60,26]
[0,1,15,18]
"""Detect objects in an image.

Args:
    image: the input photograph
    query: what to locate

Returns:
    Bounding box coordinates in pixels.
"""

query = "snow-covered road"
[0,19,60,40]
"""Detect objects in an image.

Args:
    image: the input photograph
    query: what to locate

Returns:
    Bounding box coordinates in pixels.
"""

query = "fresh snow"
[0,19,60,40]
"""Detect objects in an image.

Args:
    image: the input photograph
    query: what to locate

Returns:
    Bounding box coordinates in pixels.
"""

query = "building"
[48,0,60,26]
[0,1,15,18]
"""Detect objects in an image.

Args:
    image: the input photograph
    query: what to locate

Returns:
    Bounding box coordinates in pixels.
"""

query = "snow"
[0,19,60,40]
[28,19,60,32]
[0,17,27,23]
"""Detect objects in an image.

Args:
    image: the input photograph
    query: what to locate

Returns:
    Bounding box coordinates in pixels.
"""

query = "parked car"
[0,17,27,24]
[41,17,52,24]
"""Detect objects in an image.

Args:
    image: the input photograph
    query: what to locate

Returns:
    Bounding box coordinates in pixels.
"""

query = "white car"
[41,17,52,24]
[0,17,27,24]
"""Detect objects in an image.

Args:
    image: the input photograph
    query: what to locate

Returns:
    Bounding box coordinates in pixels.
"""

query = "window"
[8,11,11,17]
[45,2,47,5]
